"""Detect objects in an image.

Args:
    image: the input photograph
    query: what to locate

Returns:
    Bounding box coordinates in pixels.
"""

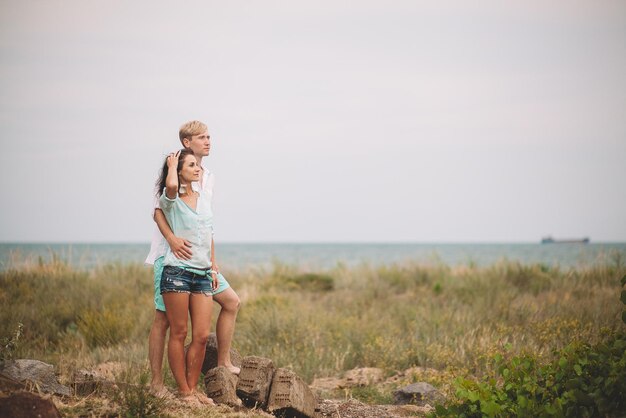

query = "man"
[145,120,241,397]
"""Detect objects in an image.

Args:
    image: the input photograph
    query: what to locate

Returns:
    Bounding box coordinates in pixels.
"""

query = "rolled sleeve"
[159,189,177,212]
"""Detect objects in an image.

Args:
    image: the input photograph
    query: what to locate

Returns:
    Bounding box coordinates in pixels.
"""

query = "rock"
[317,398,433,418]
[0,360,70,396]
[383,366,443,386]
[236,356,275,409]
[204,366,242,407]
[398,403,435,415]
[200,333,243,374]
[341,367,384,388]
[92,361,124,380]
[0,372,27,392]
[392,382,444,406]
[71,369,118,396]
[268,368,317,418]
[310,377,344,392]
[0,391,61,418]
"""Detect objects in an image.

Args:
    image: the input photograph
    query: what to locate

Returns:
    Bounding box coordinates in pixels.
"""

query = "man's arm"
[154,208,192,260]
[209,236,219,290]
[210,236,218,271]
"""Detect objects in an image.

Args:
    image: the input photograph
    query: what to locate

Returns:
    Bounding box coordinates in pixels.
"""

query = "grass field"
[0,253,624,416]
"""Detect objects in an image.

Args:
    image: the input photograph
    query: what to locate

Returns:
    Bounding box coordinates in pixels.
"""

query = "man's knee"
[154,310,169,329]
[221,293,241,313]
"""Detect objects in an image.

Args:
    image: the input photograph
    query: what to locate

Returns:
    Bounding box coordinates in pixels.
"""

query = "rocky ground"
[318,399,433,418]
[0,359,448,418]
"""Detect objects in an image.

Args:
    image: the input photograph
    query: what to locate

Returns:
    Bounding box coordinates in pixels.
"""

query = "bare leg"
[212,288,241,373]
[163,292,191,395]
[148,310,169,393]
[186,292,212,391]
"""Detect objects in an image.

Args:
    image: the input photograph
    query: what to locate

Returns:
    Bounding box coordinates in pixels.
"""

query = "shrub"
[349,385,394,404]
[0,322,23,361]
[284,273,335,292]
[502,263,552,294]
[433,275,626,417]
[77,306,133,348]
[434,333,626,417]
[115,371,168,418]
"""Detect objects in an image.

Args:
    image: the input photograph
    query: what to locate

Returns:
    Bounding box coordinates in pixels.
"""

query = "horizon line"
[1,240,625,245]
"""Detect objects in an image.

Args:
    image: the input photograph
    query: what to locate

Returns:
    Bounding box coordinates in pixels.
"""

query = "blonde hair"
[179,120,208,144]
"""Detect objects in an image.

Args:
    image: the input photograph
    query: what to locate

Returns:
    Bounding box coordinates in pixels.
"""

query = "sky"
[1,0,625,243]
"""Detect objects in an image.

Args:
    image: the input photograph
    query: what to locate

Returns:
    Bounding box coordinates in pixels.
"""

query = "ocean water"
[1,242,625,272]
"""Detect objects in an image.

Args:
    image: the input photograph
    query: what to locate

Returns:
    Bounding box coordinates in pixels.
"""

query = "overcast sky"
[1,0,625,243]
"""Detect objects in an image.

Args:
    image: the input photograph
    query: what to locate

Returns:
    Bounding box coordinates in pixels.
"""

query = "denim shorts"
[160,265,214,296]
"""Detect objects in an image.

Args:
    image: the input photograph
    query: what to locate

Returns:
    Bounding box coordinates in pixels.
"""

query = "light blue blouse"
[159,189,214,269]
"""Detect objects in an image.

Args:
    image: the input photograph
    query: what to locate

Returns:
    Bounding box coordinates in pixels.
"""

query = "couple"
[144,120,240,405]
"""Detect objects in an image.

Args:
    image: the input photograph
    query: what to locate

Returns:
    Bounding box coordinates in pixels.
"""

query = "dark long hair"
[155,148,195,197]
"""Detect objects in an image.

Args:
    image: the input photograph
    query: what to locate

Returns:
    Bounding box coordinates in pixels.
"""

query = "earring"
[179,184,187,195]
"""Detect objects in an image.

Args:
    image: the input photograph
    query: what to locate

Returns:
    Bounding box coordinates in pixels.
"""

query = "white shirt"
[144,168,215,265]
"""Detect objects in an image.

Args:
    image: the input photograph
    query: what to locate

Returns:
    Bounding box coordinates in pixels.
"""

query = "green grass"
[0,254,624,398]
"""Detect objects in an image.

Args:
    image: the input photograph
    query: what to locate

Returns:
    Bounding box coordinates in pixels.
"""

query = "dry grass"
[0,252,624,414]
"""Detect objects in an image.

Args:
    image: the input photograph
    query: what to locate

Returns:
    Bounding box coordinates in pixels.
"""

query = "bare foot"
[177,391,202,407]
[192,390,216,406]
[225,365,241,375]
[149,385,174,399]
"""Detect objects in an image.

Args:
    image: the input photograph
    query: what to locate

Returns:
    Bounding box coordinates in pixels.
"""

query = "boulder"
[392,382,444,406]
[310,376,343,392]
[204,366,242,407]
[200,333,243,374]
[383,366,443,386]
[71,369,117,396]
[0,391,61,418]
[236,356,275,408]
[0,360,70,396]
[318,398,434,418]
[0,372,26,392]
[268,368,317,418]
[341,367,384,388]
[92,361,124,380]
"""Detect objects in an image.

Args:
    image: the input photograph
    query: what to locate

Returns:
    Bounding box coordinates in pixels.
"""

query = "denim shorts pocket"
[161,267,192,293]
[163,266,184,277]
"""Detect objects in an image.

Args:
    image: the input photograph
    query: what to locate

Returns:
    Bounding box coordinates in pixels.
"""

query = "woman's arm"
[164,151,180,199]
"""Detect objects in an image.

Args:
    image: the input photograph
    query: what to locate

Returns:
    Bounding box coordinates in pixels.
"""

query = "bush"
[0,322,23,361]
[77,306,134,348]
[284,273,335,292]
[349,385,394,404]
[502,263,552,294]
[115,371,168,418]
[435,334,626,417]
[433,275,626,417]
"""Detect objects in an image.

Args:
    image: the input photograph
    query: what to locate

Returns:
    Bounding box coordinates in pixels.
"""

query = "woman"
[156,148,217,405]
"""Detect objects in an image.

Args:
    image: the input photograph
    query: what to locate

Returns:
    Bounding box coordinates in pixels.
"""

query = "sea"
[1,242,625,272]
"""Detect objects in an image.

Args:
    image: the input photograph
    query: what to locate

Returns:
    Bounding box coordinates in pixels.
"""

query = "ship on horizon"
[541,236,590,244]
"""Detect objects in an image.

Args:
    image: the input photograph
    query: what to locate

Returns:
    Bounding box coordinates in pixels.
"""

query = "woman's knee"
[169,325,188,341]
[191,331,210,346]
